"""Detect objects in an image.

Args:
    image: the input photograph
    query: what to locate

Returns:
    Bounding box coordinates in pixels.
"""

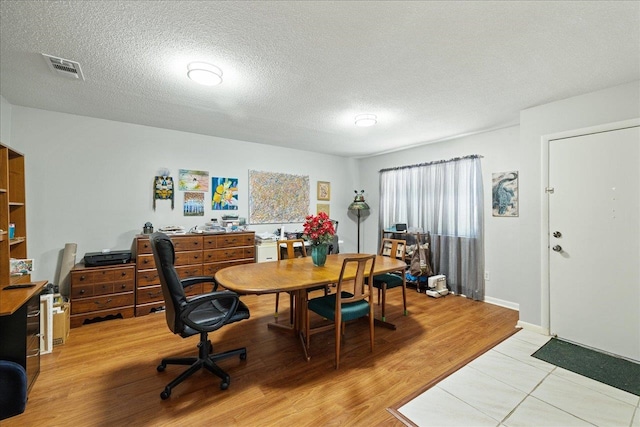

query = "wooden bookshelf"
[0,143,30,286]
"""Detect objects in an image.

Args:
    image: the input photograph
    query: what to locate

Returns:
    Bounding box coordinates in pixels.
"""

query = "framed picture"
[317,181,331,201]
[317,203,330,217]
[492,171,519,217]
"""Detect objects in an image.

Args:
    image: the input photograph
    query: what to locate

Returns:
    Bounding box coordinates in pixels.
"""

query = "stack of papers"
[255,232,278,243]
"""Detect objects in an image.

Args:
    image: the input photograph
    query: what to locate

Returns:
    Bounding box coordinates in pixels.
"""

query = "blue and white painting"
[492,171,519,217]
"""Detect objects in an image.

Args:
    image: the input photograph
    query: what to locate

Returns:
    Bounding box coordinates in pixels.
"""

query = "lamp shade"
[348,200,370,211]
[348,190,370,211]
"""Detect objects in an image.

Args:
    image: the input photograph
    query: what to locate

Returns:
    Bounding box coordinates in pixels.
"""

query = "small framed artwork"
[492,171,519,217]
[317,203,330,217]
[317,181,331,201]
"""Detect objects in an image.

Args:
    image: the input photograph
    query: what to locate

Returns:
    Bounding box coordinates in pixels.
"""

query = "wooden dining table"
[215,253,407,360]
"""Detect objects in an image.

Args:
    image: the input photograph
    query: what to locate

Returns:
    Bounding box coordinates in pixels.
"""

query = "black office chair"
[150,232,250,400]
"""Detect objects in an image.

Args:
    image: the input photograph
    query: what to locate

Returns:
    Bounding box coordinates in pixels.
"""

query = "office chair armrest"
[180,290,240,332]
[180,276,218,291]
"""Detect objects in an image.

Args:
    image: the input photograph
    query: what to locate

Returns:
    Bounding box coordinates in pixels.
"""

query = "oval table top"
[215,253,406,295]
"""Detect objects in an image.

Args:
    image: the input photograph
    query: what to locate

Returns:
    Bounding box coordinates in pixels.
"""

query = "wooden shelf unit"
[1,143,44,397]
[1,143,30,286]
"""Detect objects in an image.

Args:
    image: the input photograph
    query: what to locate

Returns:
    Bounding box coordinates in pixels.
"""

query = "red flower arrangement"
[302,212,335,245]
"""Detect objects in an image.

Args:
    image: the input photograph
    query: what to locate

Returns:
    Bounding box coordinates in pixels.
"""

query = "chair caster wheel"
[157,364,165,372]
[240,352,247,361]
[220,381,229,390]
[160,388,171,400]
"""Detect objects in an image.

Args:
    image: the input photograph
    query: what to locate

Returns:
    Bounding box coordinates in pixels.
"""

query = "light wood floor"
[8,289,518,426]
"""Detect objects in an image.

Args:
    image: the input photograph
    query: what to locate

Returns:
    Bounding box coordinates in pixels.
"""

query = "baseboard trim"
[517,320,549,335]
[484,296,519,311]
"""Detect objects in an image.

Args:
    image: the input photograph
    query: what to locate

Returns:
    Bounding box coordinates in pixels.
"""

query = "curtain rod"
[379,154,484,173]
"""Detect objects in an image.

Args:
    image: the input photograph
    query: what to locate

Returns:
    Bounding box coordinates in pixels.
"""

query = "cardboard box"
[53,302,70,346]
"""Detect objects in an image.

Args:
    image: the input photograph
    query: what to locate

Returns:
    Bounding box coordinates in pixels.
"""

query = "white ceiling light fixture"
[354,114,377,127]
[187,62,223,86]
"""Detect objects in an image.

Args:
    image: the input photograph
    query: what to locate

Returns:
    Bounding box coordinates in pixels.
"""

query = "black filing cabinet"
[0,293,41,393]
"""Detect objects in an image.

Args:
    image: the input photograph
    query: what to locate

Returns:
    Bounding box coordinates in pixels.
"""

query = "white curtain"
[379,155,485,300]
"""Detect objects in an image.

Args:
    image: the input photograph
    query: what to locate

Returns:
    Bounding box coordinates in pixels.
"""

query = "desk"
[215,254,406,360]
[0,280,48,394]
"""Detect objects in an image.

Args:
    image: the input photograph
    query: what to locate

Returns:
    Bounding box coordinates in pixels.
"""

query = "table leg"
[294,290,311,361]
[374,318,396,330]
[266,293,297,333]
[266,289,311,361]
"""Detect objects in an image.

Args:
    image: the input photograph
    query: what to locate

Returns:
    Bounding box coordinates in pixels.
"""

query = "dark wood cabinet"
[69,263,135,328]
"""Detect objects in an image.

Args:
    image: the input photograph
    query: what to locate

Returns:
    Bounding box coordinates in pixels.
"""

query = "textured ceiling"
[1,1,638,158]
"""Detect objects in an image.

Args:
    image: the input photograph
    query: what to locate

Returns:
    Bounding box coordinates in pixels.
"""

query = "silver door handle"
[552,245,562,252]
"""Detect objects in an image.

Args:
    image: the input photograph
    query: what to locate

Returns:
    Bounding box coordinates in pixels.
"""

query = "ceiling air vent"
[41,53,85,80]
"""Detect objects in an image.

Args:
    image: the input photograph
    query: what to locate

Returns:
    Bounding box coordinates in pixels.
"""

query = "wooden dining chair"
[305,254,376,369]
[275,239,331,324]
[372,238,408,322]
[274,239,307,322]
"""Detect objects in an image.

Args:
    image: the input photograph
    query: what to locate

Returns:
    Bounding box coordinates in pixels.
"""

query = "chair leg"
[335,317,342,369]
[369,309,375,353]
[402,282,408,316]
[289,292,295,325]
[274,292,280,318]
[381,283,387,322]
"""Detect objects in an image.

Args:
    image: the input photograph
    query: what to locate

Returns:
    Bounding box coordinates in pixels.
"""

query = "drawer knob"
[80,289,85,294]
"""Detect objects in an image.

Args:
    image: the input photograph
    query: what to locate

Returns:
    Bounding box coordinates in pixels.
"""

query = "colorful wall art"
[184,192,205,216]
[179,169,209,191]
[248,170,309,224]
[212,177,239,210]
[492,171,519,217]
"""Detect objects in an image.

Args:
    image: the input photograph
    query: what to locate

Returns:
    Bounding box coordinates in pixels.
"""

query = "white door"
[549,125,639,361]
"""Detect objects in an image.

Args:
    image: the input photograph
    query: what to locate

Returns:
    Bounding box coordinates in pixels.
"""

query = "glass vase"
[311,243,328,267]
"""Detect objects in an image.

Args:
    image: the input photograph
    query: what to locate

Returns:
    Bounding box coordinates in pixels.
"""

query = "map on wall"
[248,170,309,224]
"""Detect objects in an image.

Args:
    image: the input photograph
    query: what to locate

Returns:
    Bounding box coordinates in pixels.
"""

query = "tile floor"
[398,329,640,427]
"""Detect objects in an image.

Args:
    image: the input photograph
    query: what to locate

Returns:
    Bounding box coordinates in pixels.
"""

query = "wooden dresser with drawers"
[134,232,255,316]
[69,262,135,328]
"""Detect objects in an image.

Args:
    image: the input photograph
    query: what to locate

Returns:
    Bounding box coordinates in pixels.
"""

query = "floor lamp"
[348,190,370,253]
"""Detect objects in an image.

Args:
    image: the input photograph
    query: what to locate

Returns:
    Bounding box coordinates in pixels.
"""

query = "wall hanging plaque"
[154,175,174,210]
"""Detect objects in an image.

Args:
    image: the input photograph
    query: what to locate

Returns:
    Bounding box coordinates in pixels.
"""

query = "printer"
[84,250,132,267]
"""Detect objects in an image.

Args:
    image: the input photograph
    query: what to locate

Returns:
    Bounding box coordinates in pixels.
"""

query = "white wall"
[9,106,360,284]
[357,125,521,307]
[7,80,638,329]
[517,80,640,329]
[0,95,12,144]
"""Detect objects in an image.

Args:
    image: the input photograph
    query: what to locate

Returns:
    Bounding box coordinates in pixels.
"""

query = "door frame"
[540,118,640,335]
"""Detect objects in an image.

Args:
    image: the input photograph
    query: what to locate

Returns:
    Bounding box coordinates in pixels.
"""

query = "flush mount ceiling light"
[187,62,223,86]
[354,114,377,127]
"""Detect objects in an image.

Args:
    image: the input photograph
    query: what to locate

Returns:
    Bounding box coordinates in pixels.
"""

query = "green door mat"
[532,337,640,396]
